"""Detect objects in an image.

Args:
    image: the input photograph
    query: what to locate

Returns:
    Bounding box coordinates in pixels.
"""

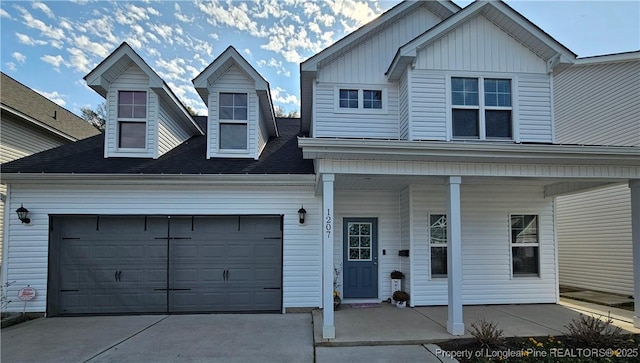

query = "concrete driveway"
[1,314,314,363]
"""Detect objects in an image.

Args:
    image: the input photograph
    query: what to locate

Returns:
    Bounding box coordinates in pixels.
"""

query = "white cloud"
[257,57,291,77]
[0,8,12,19]
[326,0,379,25]
[67,47,91,73]
[271,86,299,106]
[32,2,55,19]
[148,23,175,44]
[41,54,65,71]
[155,58,187,81]
[15,32,47,46]
[74,34,110,57]
[261,24,322,63]
[5,62,17,71]
[174,3,194,23]
[196,1,267,37]
[244,48,252,57]
[12,52,26,63]
[85,16,119,44]
[35,89,66,106]
[19,7,65,40]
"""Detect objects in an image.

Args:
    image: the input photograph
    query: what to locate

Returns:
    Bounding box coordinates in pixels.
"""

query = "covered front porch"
[299,138,640,339]
[312,299,640,346]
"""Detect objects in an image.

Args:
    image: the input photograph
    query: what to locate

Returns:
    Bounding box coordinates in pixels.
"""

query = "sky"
[1,0,639,117]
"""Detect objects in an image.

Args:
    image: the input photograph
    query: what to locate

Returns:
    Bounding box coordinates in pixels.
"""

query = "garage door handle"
[263,287,281,290]
[61,289,79,292]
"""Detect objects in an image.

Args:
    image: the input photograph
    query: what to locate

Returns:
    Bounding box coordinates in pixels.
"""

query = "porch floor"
[312,298,640,346]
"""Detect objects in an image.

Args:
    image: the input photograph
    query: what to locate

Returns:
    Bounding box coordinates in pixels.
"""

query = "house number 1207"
[325,209,332,238]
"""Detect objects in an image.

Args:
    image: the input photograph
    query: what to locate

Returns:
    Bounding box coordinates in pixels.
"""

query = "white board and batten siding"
[556,184,633,296]
[407,14,552,143]
[555,60,640,147]
[314,6,443,140]
[207,65,260,159]
[409,183,557,306]
[333,191,401,300]
[3,183,322,313]
[105,65,156,158]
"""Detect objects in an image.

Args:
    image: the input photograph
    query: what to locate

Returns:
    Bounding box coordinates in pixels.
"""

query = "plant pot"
[396,301,406,308]
[333,296,341,310]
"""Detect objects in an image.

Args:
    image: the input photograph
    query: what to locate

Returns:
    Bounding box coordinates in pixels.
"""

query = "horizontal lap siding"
[4,184,321,312]
[410,71,447,141]
[334,191,400,300]
[157,103,191,156]
[315,84,399,139]
[411,184,556,306]
[557,184,633,295]
[518,75,553,142]
[555,61,640,146]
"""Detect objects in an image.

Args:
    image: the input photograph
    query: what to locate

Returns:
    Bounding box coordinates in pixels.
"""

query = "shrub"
[392,290,409,302]
[390,270,405,279]
[564,312,627,347]
[469,318,505,349]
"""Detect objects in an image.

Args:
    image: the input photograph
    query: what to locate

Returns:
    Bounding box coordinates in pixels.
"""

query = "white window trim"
[428,212,448,279]
[334,86,388,114]
[115,88,149,152]
[446,74,518,142]
[217,91,249,153]
[508,213,541,279]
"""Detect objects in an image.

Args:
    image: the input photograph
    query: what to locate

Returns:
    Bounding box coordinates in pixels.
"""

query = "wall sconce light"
[298,206,307,224]
[16,204,31,224]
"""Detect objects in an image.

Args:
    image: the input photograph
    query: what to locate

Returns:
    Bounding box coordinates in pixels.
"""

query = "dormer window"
[117,90,147,149]
[219,92,248,150]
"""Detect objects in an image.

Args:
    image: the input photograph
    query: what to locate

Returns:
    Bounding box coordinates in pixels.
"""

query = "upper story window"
[451,77,512,140]
[336,87,386,112]
[219,92,248,150]
[117,90,147,149]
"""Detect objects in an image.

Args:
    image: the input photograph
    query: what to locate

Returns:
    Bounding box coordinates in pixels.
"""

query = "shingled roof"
[1,117,314,175]
[1,72,100,140]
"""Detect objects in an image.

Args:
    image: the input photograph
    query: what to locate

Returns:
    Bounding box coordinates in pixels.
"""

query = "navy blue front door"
[343,218,378,298]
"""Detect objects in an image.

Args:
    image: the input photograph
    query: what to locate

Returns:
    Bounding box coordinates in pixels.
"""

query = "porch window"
[429,214,447,277]
[451,77,512,140]
[339,89,359,109]
[510,214,539,277]
[363,90,382,109]
[117,90,147,149]
[219,93,248,150]
[336,87,386,112]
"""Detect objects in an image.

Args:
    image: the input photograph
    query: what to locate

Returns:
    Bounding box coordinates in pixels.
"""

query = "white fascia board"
[1,173,316,186]
[575,51,640,65]
[0,104,77,142]
[297,138,640,166]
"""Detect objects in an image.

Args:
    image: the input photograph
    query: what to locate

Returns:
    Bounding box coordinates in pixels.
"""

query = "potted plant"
[333,264,342,309]
[393,290,409,308]
[390,270,404,279]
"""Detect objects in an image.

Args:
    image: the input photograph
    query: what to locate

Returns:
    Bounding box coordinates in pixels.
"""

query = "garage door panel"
[51,215,282,315]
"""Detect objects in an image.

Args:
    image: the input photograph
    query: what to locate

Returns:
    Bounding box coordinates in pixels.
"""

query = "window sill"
[334,108,388,115]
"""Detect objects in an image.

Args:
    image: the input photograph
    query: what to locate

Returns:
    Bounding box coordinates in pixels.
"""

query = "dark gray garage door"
[48,215,282,316]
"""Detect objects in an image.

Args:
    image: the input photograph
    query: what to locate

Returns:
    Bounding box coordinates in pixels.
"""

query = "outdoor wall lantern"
[16,204,31,224]
[298,206,307,224]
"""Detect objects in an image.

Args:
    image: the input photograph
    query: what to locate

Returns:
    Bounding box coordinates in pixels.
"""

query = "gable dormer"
[193,46,277,160]
[84,42,204,159]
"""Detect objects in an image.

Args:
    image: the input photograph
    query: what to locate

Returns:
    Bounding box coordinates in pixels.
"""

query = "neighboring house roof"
[84,42,204,135]
[386,0,577,79]
[299,0,460,132]
[193,46,278,137]
[574,50,640,65]
[0,72,100,141]
[1,118,313,175]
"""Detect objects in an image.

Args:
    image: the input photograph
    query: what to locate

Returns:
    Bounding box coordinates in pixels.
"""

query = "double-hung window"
[337,88,384,111]
[510,214,540,277]
[219,93,248,150]
[117,90,147,149]
[429,214,447,277]
[451,77,512,139]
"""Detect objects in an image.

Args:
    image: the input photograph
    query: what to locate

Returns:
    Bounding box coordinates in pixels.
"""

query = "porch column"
[446,176,464,335]
[322,173,336,339]
[630,180,640,328]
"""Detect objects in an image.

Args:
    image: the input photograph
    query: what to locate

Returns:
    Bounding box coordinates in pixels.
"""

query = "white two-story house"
[2,0,639,340]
